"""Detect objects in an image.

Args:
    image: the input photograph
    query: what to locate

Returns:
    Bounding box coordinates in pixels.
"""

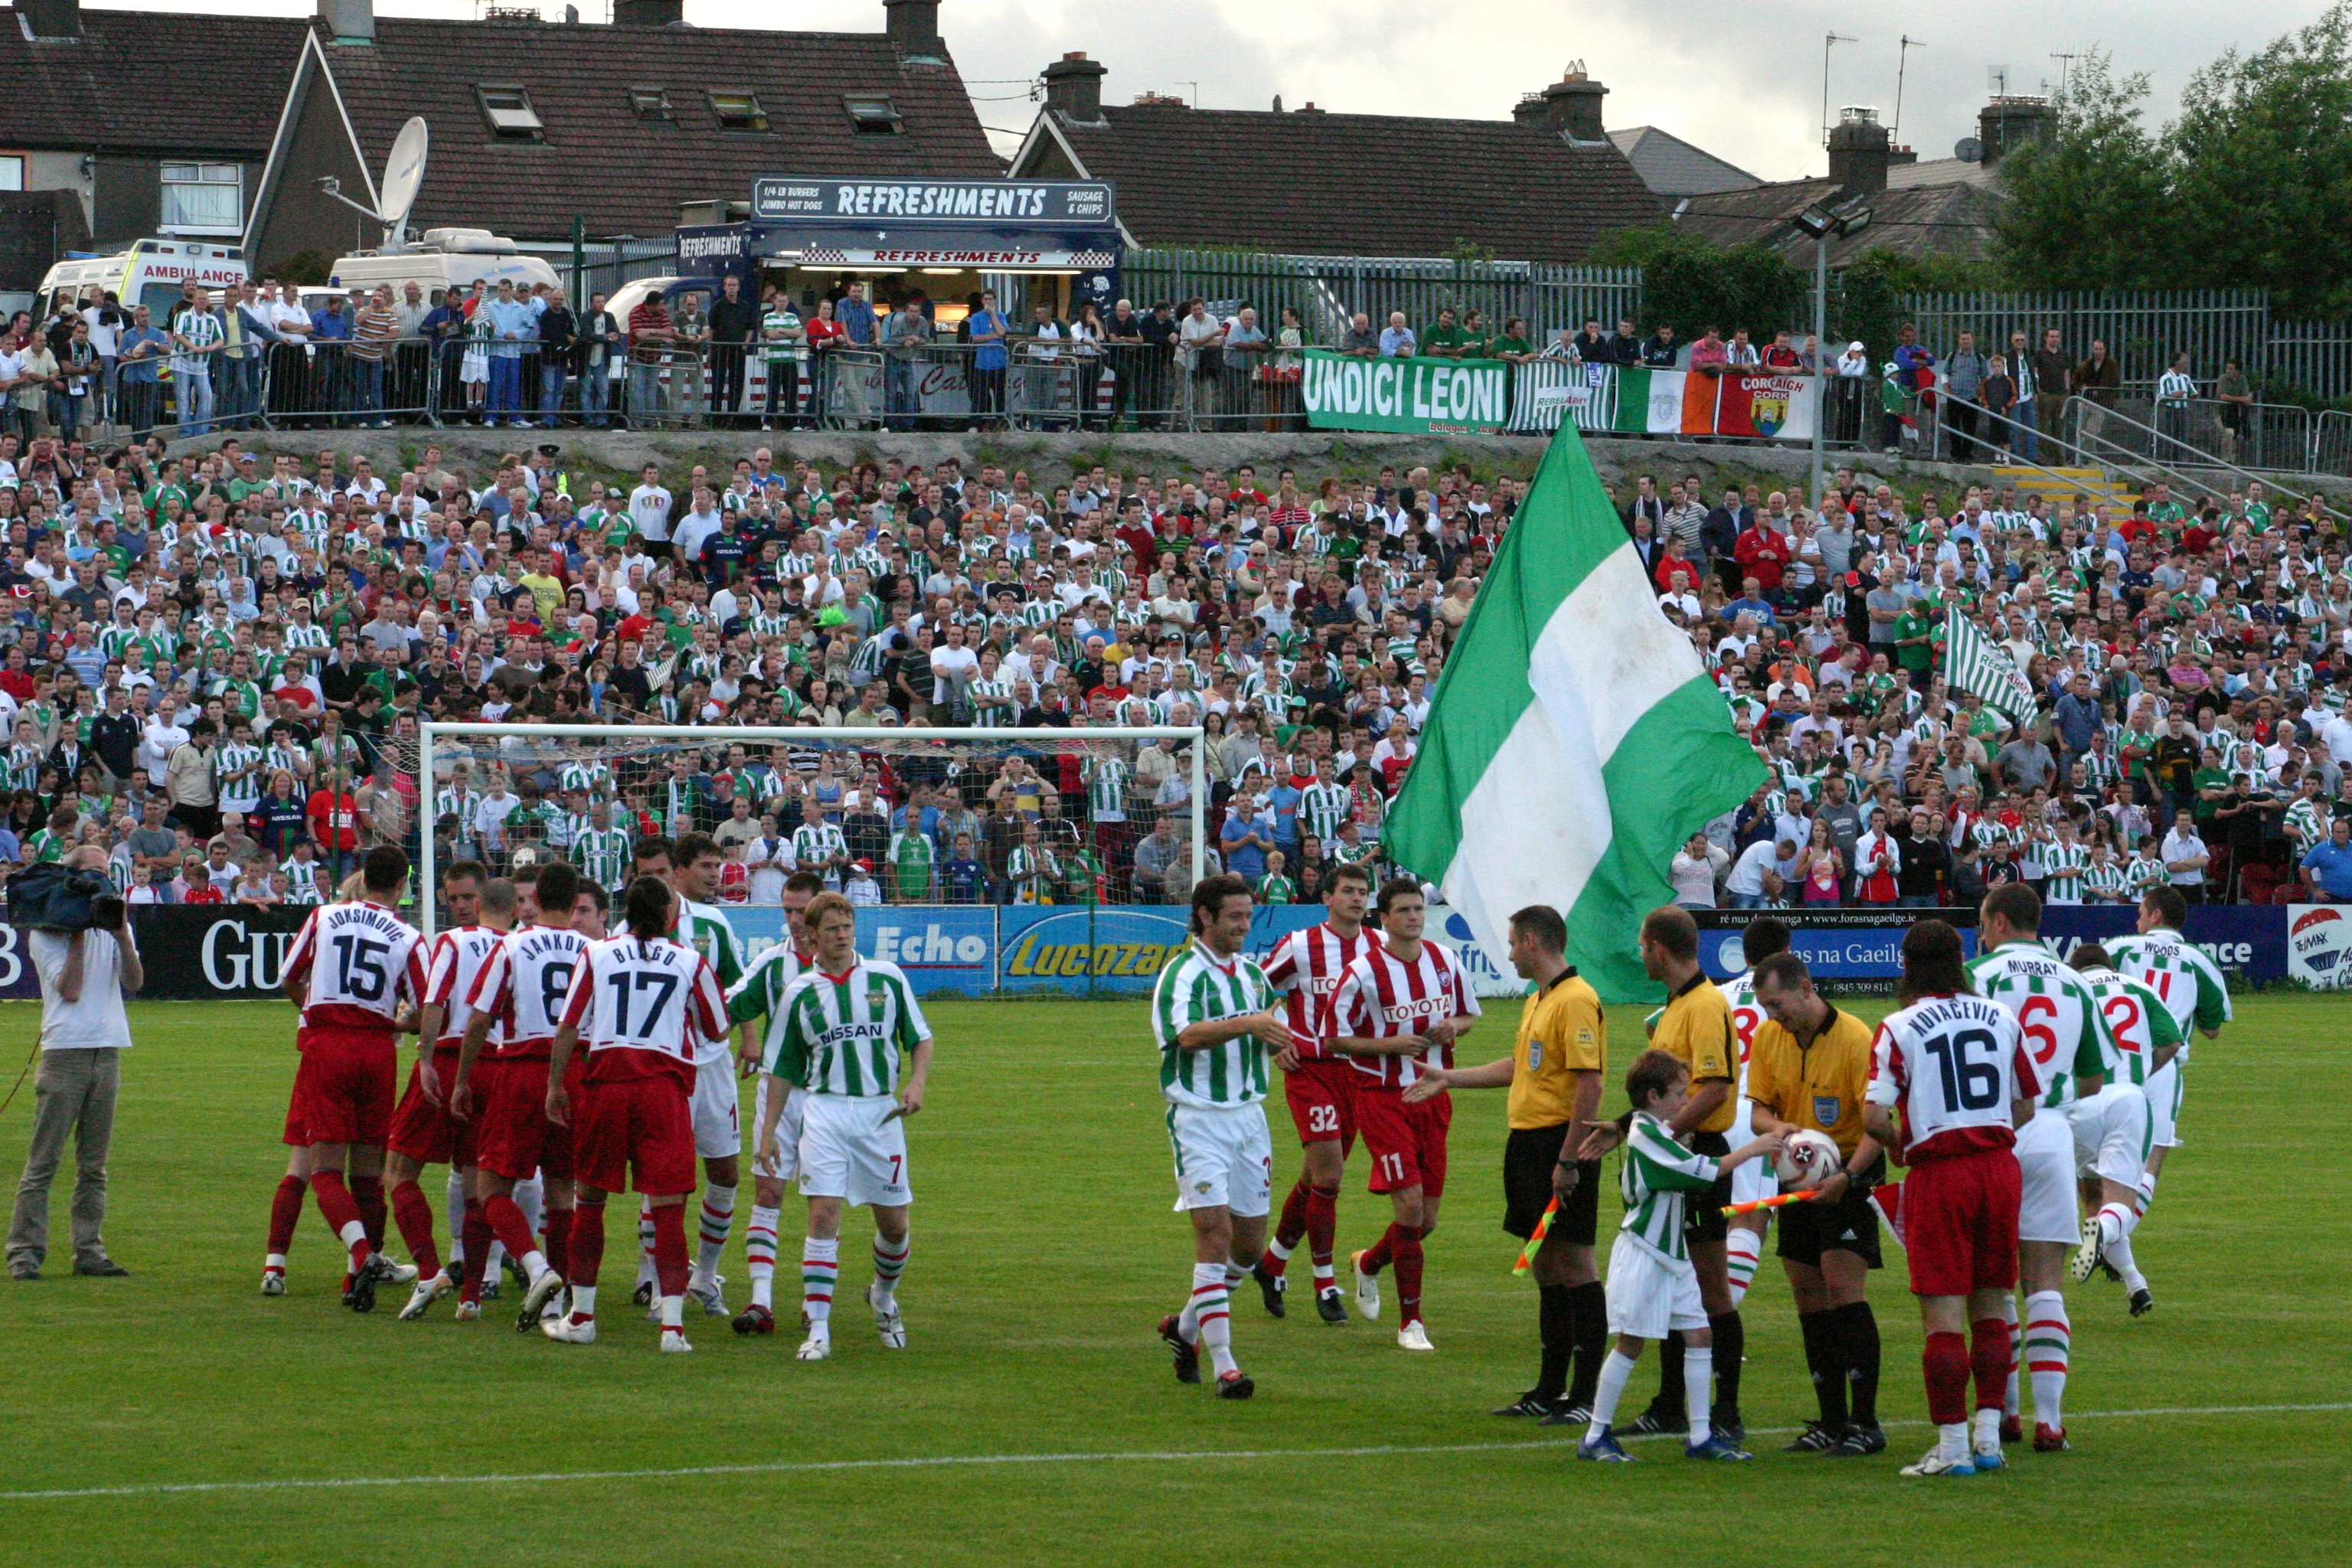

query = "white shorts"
[752,1076,808,1181]
[1603,1231,1707,1341]
[1166,1101,1272,1219]
[1729,1098,1779,1207]
[2141,1057,2185,1149]
[798,1093,911,1208]
[2015,1109,2080,1244]
[691,1056,742,1161]
[2068,1084,2154,1188]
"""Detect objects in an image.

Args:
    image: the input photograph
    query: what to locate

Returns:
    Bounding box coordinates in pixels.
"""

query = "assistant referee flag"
[1944,608,2037,727]
[1382,430,1766,1003]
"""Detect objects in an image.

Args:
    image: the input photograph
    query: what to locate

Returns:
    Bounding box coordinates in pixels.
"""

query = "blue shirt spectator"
[969,303,1009,371]
[1220,800,1273,881]
[2303,828,2352,900]
[311,299,353,341]
[116,321,168,383]
[482,294,537,358]
[1378,317,1417,357]
[1263,780,1302,851]
[835,288,877,346]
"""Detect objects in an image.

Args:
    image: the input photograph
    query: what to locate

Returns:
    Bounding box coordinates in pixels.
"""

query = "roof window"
[476,84,544,141]
[709,91,769,132]
[845,95,903,135]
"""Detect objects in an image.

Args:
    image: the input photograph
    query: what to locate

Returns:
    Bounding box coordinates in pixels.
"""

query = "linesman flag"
[1943,608,2038,727]
[1381,430,1766,1003]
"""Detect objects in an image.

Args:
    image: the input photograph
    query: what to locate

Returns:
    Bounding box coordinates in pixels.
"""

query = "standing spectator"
[884,296,928,433]
[2154,352,2197,462]
[2074,337,2122,448]
[480,278,537,430]
[705,273,760,428]
[579,290,621,427]
[168,287,224,438]
[966,289,1010,429]
[1942,330,1987,462]
[347,285,398,429]
[626,286,675,427]
[759,289,805,430]
[80,288,123,430]
[1180,299,1228,423]
[2213,358,2253,464]
[1978,354,2016,457]
[534,287,577,428]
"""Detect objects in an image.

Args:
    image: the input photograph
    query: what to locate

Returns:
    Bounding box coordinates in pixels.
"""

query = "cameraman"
[8,846,142,1281]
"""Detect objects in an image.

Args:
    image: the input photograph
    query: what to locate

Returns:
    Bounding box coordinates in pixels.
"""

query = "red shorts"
[1901,1149,2023,1298]
[573,1074,696,1197]
[387,1048,475,1168]
[475,1057,580,1184]
[287,1024,398,1148]
[1354,1086,1450,1198]
[1282,1057,1358,1150]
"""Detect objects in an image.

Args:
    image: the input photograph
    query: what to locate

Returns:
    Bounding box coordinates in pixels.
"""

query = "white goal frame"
[416,722,1209,940]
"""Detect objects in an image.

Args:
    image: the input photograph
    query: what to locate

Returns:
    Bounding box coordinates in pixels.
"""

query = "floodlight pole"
[1811,229,1830,508]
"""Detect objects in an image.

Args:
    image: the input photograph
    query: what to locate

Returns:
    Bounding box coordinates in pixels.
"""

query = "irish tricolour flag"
[1583,366,1717,434]
[1383,428,1767,1001]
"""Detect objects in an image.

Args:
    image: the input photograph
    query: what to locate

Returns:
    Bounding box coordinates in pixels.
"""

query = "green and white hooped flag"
[1945,609,2038,727]
[1382,429,1768,1002]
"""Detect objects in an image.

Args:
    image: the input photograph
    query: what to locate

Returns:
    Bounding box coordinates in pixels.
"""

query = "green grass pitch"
[0,994,2346,1567]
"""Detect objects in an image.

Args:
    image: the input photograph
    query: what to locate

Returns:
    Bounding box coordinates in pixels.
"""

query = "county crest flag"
[1382,429,1768,1001]
[1944,608,2038,727]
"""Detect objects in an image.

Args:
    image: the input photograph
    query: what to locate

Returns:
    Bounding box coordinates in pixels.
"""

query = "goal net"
[415,724,1209,991]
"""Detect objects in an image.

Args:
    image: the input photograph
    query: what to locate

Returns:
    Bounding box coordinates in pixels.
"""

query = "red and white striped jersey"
[284,900,428,1034]
[557,933,726,1083]
[1720,972,1766,1096]
[1260,920,1383,1058]
[467,923,591,1060]
[424,925,507,1053]
[1328,938,1481,1089]
[1864,993,2041,1162]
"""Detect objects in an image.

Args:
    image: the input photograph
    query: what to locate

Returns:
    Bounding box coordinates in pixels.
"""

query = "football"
[1773,1128,1843,1190]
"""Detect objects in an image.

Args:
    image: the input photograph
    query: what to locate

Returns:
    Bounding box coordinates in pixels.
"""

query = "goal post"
[415,722,1209,945]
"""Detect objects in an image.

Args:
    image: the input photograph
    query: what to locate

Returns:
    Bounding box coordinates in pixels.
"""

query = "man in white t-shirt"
[8,848,143,1279]
[628,462,675,553]
[929,621,980,720]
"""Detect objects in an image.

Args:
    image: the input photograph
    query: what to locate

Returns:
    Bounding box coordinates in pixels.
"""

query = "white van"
[38,238,248,319]
[326,229,560,302]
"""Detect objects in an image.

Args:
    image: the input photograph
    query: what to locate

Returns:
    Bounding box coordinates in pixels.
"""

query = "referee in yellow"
[1749,950,1889,1458]
[1406,904,1606,1422]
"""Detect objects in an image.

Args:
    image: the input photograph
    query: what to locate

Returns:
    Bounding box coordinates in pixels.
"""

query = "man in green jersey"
[724,871,821,1336]
[2064,945,2180,1317]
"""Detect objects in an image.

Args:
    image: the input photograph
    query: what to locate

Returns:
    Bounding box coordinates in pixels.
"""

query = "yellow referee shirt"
[1650,972,1736,1135]
[1746,1004,1876,1155]
[1508,966,1606,1130]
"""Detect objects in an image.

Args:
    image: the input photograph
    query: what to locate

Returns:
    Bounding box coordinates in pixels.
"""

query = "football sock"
[388,1178,441,1277]
[459,1200,493,1302]
[651,1203,690,1300]
[802,1237,840,1331]
[1566,1281,1608,1406]
[2001,1295,2021,1416]
[308,1168,370,1266]
[1836,1301,1881,1425]
[1682,1344,1714,1446]
[2024,1290,2069,1429]
[636,1198,658,1289]
[1359,1223,1397,1276]
[1972,1406,2004,1452]
[1267,1178,1312,1275]
[1193,1263,1236,1377]
[443,1168,467,1265]
[1392,1229,1426,1326]
[483,1193,549,1282]
[1534,1283,1573,1402]
[1306,1184,1340,1290]
[569,1197,606,1292]
[2137,1169,2158,1211]
[351,1174,387,1252]
[660,1292,685,1332]
[872,1233,910,1302]
[266,1173,306,1263]
[567,1284,598,1323]
[746,1204,782,1309]
[544,1205,573,1284]
[1800,1310,1847,1428]
[512,1174,544,1241]
[1707,1310,1745,1418]
[1222,1259,1250,1293]
[1179,1262,1220,1342]
[1922,1329,1971,1427]
[1587,1349,1638,1441]
[1970,1317,2011,1416]
[1724,1227,1762,1308]
[691,1184,737,1293]
[1655,1335,1688,1419]
[2099,1202,2149,1291]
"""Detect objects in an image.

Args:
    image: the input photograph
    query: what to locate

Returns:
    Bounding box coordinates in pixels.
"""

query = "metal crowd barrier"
[1185,341,1307,433]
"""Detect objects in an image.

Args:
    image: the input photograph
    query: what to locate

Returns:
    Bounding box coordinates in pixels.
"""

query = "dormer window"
[845,95,903,135]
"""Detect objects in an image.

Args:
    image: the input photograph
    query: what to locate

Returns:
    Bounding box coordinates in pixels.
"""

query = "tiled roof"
[1607,126,1761,197]
[1676,173,2000,264]
[319,17,1004,240]
[0,6,305,152]
[1051,103,1664,263]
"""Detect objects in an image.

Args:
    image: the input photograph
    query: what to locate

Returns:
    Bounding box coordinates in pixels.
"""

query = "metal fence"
[1900,289,2272,394]
[567,237,684,309]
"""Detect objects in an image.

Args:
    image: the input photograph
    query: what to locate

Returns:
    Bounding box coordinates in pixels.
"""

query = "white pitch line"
[7,1403,2344,1503]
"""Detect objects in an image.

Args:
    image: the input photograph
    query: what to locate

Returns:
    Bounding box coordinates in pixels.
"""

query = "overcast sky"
[116,0,2325,181]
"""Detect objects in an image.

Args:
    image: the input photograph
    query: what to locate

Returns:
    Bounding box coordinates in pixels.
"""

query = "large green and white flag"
[1383,430,1768,1001]
[1945,609,2037,727]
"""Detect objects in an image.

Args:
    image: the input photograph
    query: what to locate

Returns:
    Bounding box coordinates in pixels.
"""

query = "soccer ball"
[1773,1129,1843,1191]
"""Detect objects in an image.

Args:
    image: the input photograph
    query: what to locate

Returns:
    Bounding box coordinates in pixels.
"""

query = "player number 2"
[1377,1152,1406,1183]
[1306,1104,1341,1135]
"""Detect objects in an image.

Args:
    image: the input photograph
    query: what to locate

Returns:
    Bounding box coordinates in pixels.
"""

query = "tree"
[1586,226,1804,340]
[1992,51,2172,292]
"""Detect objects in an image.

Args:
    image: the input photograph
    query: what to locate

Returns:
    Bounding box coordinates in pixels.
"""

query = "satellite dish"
[1955,135,1984,162]
[377,118,430,247]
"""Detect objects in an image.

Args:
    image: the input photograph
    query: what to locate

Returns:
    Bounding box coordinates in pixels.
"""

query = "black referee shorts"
[1684,1129,1733,1245]
[1776,1158,1887,1270]
[1502,1123,1599,1246]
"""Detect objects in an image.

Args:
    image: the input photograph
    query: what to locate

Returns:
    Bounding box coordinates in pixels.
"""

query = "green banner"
[1300,348,1511,434]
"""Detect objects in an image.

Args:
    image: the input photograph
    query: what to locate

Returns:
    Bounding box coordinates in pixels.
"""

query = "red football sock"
[651,1203,689,1298]
[545,1206,573,1282]
[308,1168,370,1266]
[1268,1178,1312,1272]
[388,1178,440,1278]
[267,1174,307,1256]
[568,1200,606,1291]
[1393,1229,1426,1325]
[459,1200,493,1303]
[484,1193,540,1267]
[1305,1184,1339,1276]
[1923,1330,1971,1426]
[1360,1221,1405,1276]
[1970,1318,2012,1412]
[352,1175,387,1251]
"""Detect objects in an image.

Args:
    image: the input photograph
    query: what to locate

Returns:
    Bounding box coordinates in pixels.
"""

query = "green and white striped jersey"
[672,900,746,1068]
[792,822,848,877]
[1299,782,1351,841]
[1006,843,1055,903]
[1968,939,2102,1109]
[726,942,807,1084]
[1083,756,1129,817]
[2079,965,2182,1086]
[2285,798,2330,857]
[2105,927,2231,1052]
[1617,1111,1720,1264]
[764,959,930,1098]
[2041,841,2092,903]
[1152,941,1274,1109]
[213,740,265,805]
[570,826,633,890]
[558,760,615,799]
[2082,859,2128,903]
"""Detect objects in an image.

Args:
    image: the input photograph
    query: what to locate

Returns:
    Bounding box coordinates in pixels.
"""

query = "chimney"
[1977,96,2052,168]
[612,0,682,25]
[1538,64,1607,142]
[1041,51,1107,123]
[21,0,80,40]
[1511,93,1547,127]
[884,0,943,59]
[317,0,374,42]
[1828,105,1890,194]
